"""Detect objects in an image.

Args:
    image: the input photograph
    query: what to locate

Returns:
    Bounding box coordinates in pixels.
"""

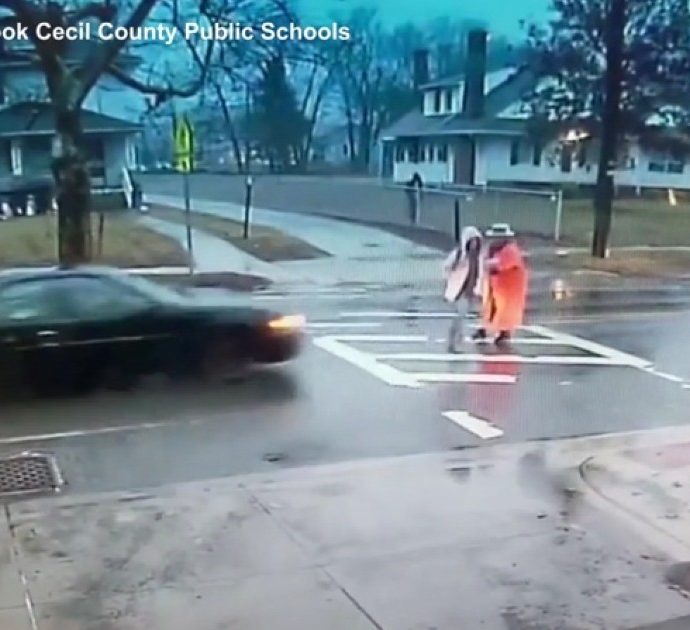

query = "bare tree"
[0,0,213,264]
[182,0,295,173]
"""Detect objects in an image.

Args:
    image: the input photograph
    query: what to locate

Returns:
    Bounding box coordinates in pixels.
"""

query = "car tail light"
[267,314,306,332]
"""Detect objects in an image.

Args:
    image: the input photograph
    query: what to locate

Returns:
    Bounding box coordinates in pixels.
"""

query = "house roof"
[0,102,141,137]
[381,66,536,140]
[380,110,526,139]
[420,68,521,92]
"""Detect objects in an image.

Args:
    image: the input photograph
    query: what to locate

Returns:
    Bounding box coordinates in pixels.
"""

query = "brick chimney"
[412,49,430,90]
[462,29,488,118]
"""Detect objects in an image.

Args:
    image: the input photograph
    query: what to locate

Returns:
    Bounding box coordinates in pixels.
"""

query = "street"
[1,286,689,495]
[3,180,690,628]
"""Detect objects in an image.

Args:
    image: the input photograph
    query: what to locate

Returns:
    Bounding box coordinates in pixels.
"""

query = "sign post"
[174,115,195,275]
[243,176,253,239]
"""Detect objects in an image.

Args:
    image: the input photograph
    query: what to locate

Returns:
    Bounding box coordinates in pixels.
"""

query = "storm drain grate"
[0,452,63,497]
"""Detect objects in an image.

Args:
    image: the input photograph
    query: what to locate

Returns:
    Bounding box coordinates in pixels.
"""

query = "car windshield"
[113,273,190,305]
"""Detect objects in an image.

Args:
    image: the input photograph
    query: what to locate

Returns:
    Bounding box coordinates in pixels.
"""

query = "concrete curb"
[578,449,690,562]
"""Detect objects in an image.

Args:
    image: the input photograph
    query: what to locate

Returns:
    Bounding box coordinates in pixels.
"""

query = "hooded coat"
[481,240,528,333]
[443,226,483,303]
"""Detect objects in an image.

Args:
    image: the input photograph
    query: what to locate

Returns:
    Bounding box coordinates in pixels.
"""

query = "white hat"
[485,223,515,237]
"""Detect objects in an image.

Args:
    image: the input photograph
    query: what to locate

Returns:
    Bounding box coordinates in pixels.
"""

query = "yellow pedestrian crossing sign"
[174,115,194,173]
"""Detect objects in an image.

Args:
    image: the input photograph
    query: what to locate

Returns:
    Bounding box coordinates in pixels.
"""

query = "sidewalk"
[144,194,671,294]
[138,215,295,282]
[3,435,690,628]
[580,425,690,563]
[145,194,454,288]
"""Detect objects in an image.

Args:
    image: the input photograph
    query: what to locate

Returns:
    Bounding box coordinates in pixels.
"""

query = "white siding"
[104,136,127,186]
[393,161,452,183]
[477,136,597,186]
[476,136,690,190]
[616,144,690,189]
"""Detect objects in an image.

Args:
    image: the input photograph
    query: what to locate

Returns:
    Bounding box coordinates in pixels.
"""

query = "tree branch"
[106,63,205,109]
[66,2,117,25]
[78,0,159,101]
[0,0,65,93]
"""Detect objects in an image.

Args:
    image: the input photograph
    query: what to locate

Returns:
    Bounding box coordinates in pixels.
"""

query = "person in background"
[443,226,483,352]
[405,172,423,224]
[472,231,528,346]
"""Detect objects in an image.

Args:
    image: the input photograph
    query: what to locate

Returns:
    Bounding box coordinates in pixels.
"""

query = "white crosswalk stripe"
[310,309,690,441]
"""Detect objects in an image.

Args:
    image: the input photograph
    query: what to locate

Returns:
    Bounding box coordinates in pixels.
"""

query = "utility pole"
[592,0,626,258]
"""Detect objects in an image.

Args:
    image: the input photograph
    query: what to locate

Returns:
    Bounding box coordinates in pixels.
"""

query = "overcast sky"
[298,0,552,38]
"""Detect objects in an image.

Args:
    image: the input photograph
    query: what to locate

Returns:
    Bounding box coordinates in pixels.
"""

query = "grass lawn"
[533,248,690,278]
[0,213,188,268]
[149,205,329,262]
[561,197,690,247]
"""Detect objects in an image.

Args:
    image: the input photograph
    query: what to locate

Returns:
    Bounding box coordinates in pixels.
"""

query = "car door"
[0,278,76,390]
[52,275,180,378]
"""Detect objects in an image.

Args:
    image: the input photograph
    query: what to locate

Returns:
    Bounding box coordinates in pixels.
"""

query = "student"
[443,226,483,352]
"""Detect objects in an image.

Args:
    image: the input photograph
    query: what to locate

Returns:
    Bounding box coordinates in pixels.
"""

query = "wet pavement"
[1,281,690,627]
[3,441,690,629]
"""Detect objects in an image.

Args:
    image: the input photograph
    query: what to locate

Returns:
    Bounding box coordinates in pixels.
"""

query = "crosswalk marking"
[311,312,685,391]
[340,311,456,318]
[311,336,422,388]
[414,373,516,384]
[305,322,382,330]
[523,324,652,369]
[328,335,428,343]
[376,353,631,366]
[443,411,504,439]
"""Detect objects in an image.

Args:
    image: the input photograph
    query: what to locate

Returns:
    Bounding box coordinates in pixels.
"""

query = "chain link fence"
[140,173,563,243]
[383,182,563,244]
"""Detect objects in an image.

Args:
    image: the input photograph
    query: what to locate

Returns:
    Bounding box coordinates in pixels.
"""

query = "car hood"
[176,288,277,324]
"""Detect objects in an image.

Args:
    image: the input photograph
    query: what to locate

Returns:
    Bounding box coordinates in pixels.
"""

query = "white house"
[380,31,690,192]
[0,35,143,209]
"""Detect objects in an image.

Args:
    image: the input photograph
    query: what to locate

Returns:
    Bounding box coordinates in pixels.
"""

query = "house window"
[648,150,685,174]
[419,144,427,162]
[438,144,448,162]
[408,142,419,163]
[433,89,441,113]
[509,140,521,166]
[395,144,405,161]
[10,139,22,176]
[532,143,542,166]
[561,146,573,173]
[510,138,534,166]
[445,90,453,112]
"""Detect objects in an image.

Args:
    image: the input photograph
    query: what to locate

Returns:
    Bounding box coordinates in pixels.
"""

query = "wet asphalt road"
[1,286,690,496]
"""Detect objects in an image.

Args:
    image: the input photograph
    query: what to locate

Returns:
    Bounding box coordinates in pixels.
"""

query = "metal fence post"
[183,170,194,276]
[454,198,461,243]
[243,175,253,239]
[414,186,421,225]
[555,189,564,242]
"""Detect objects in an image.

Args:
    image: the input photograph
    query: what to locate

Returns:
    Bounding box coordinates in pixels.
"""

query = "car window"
[0,280,67,324]
[56,277,154,320]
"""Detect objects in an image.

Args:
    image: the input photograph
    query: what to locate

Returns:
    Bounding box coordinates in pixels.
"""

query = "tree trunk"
[592,0,625,258]
[52,108,92,266]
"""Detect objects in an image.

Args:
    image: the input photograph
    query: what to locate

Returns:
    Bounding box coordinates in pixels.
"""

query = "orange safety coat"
[481,242,528,333]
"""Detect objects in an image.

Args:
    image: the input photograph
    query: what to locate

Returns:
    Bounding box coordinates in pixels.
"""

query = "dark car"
[0,266,304,395]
